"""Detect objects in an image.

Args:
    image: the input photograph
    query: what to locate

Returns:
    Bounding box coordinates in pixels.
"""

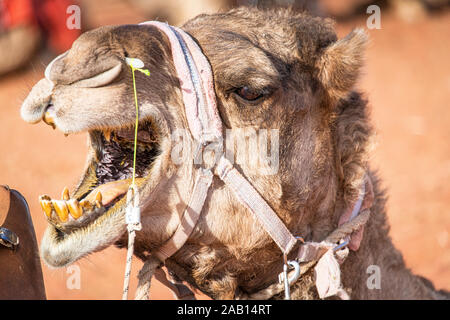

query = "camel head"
[21,8,370,298]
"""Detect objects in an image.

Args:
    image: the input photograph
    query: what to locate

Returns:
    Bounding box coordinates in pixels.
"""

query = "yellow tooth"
[80,199,93,211]
[62,187,70,201]
[53,200,69,222]
[39,199,52,218]
[67,199,82,219]
[95,192,103,208]
[43,111,56,129]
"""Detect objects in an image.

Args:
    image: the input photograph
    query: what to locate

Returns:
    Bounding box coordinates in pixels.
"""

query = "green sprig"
[127,59,150,187]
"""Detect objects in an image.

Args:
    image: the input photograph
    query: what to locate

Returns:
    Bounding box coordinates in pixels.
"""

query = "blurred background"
[0,0,449,299]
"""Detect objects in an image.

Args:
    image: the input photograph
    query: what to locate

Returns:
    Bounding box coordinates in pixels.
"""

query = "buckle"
[279,253,301,300]
[0,227,19,249]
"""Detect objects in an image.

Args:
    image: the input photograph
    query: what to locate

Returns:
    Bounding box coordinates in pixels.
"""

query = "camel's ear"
[316,28,368,102]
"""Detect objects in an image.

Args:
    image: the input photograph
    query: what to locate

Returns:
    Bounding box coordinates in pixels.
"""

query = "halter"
[140,20,299,262]
[123,22,375,300]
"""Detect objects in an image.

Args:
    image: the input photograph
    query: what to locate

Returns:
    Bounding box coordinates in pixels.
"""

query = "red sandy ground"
[0,10,448,299]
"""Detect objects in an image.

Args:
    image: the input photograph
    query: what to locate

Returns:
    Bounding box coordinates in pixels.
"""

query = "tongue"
[84,179,131,206]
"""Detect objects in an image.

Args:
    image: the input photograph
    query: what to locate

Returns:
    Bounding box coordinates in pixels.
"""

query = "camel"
[20,7,448,299]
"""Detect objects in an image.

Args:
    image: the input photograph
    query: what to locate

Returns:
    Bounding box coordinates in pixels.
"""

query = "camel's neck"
[334,173,448,300]
[167,172,448,300]
[275,172,449,300]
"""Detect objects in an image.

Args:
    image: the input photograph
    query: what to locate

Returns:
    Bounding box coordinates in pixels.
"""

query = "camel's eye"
[235,86,263,101]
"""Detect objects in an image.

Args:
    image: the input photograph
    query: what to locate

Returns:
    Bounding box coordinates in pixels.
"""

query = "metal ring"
[333,240,349,252]
[287,260,301,285]
[282,260,301,300]
[0,227,19,249]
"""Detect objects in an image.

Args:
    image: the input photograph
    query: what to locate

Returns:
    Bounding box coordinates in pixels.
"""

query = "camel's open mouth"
[39,119,160,238]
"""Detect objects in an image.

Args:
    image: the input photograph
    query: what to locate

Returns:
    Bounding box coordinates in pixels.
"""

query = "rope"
[235,208,371,300]
[122,226,137,300]
[121,58,150,300]
[236,261,317,300]
[135,256,162,300]
[325,209,370,244]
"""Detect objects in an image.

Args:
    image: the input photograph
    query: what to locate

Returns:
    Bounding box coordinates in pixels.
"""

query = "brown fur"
[21,7,448,299]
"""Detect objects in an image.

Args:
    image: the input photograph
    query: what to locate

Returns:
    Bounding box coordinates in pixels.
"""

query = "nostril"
[44,103,54,113]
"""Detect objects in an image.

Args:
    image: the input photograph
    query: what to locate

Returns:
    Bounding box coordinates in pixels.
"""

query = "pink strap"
[141,21,222,264]
[297,242,332,263]
[154,169,213,262]
[215,156,298,255]
[171,25,223,142]
[141,21,222,143]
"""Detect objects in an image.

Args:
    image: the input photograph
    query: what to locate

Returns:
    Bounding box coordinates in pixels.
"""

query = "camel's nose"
[21,52,66,126]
